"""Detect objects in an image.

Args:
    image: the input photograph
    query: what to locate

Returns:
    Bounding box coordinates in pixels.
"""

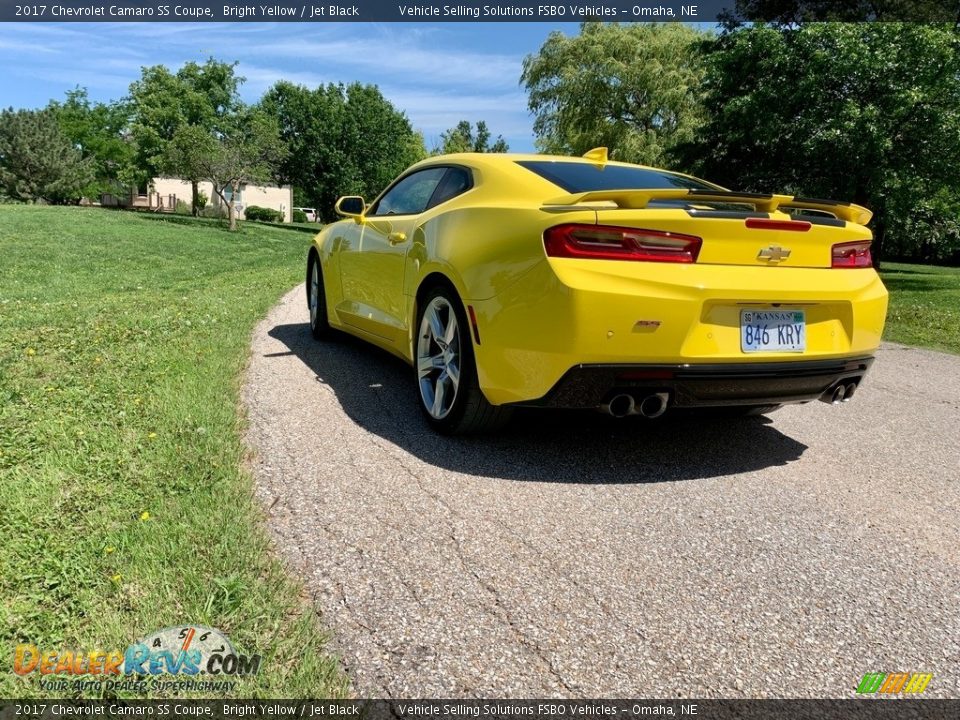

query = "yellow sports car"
[306,149,887,434]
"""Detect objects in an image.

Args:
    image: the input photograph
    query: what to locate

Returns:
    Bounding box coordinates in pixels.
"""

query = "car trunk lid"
[541,189,872,269]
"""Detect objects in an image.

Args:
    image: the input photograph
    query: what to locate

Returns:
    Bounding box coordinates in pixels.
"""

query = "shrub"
[175,199,192,215]
[194,190,208,215]
[200,205,227,219]
[244,205,283,223]
[292,209,307,224]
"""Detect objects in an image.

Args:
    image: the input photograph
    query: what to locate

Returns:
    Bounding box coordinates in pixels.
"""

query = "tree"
[435,120,509,154]
[687,23,960,262]
[0,108,94,203]
[258,81,346,215]
[48,87,132,197]
[340,83,427,200]
[521,22,708,165]
[259,81,425,220]
[164,108,287,231]
[129,59,242,214]
[721,0,960,26]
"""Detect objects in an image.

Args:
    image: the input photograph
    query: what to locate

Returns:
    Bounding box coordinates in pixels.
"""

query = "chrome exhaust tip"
[637,392,669,419]
[602,393,635,418]
[820,384,846,404]
[843,382,857,402]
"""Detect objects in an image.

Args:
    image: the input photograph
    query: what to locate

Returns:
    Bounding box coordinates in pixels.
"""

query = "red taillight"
[544,224,701,263]
[745,218,812,232]
[831,240,873,268]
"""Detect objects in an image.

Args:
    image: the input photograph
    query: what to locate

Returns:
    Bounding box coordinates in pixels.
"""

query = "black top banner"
[3,0,960,22]
[1,700,959,720]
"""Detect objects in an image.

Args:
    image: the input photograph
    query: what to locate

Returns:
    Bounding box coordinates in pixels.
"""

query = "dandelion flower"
[148,432,157,439]
[139,511,151,521]
[105,546,116,554]
[26,348,36,356]
[111,574,122,583]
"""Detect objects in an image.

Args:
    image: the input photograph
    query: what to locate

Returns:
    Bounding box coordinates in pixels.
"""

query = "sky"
[0,22,584,152]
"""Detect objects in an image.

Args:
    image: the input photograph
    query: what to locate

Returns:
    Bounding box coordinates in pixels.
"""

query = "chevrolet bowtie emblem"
[758,246,792,262]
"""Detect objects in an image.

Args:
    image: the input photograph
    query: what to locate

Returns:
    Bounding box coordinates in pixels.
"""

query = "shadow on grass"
[265,321,809,485]
[247,221,321,235]
[879,276,958,293]
[135,213,320,235]
[135,213,237,232]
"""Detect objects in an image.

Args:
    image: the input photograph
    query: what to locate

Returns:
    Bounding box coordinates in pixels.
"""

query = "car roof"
[408,152,714,191]
[416,152,661,171]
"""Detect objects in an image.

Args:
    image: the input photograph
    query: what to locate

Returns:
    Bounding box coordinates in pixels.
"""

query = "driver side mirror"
[335,196,366,220]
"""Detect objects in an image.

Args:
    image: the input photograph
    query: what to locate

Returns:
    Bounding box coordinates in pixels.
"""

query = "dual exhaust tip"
[604,381,857,415]
[821,381,859,405]
[602,392,669,419]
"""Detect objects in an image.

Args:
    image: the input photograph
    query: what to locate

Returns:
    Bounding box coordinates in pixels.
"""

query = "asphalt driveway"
[242,286,960,698]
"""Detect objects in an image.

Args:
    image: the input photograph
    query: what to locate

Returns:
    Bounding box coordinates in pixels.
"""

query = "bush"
[200,205,227,219]
[194,190,208,215]
[244,205,283,223]
[292,209,308,223]
[175,199,192,215]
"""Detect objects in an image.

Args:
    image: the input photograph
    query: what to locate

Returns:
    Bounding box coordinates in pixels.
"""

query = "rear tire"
[415,286,512,435]
[306,251,330,340]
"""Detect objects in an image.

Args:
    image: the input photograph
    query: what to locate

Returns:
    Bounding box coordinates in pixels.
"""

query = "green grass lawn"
[0,206,346,698]
[0,206,955,699]
[880,261,960,354]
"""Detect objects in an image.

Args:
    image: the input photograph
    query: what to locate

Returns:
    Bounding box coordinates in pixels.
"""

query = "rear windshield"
[517,160,718,193]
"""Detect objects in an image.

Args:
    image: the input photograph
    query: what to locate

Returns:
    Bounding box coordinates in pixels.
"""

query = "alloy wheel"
[417,296,461,420]
[309,261,319,326]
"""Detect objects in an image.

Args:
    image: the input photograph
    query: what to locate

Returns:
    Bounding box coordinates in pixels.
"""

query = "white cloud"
[249,36,521,89]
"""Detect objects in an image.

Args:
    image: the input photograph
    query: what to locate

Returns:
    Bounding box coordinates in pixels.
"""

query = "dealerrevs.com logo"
[14,625,261,692]
[856,672,933,694]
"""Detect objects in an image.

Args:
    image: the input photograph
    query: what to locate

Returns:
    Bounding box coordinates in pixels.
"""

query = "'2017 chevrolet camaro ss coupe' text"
[306,149,887,434]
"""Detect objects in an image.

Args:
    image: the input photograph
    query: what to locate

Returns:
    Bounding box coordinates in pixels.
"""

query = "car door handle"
[387,232,407,244]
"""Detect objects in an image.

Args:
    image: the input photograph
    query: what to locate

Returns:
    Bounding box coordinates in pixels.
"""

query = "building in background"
[152,177,293,222]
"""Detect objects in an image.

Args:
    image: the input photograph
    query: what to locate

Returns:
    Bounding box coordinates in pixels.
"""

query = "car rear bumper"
[470,261,887,406]
[508,356,875,409]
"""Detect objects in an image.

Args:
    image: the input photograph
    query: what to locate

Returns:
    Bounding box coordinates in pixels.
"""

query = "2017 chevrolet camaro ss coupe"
[306,149,888,434]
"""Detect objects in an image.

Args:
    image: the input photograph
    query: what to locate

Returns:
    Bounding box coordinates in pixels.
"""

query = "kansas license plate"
[740,309,805,353]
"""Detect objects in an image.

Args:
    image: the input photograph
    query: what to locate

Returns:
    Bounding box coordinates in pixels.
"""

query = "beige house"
[152,177,294,223]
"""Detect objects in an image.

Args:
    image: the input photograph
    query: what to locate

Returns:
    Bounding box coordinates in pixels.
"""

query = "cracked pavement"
[242,285,960,698]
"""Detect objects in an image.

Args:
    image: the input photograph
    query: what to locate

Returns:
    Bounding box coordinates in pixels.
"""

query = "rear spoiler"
[542,189,872,225]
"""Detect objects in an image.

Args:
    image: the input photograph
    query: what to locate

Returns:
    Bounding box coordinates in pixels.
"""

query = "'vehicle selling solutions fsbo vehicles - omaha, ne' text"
[305,148,888,434]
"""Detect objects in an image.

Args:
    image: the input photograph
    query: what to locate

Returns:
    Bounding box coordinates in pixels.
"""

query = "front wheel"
[306,252,330,340]
[415,287,511,435]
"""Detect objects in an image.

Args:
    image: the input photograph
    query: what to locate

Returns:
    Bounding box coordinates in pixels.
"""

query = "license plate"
[740,309,805,353]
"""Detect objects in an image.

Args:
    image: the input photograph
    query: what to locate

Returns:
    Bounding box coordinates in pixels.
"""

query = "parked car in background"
[294,207,319,223]
[306,149,888,434]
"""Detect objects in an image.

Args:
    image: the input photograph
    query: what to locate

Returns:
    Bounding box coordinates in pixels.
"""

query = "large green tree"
[128,59,242,214]
[521,22,708,165]
[258,81,345,213]
[722,0,960,24]
[48,87,132,197]
[0,108,95,203]
[688,23,960,262]
[340,83,428,201]
[163,108,287,232]
[260,81,425,220]
[434,120,509,154]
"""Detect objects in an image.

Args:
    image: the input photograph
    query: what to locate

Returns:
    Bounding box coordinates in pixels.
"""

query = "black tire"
[306,251,330,340]
[415,285,512,435]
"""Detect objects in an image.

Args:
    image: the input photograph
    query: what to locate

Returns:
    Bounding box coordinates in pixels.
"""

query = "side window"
[370,167,447,216]
[428,167,472,209]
